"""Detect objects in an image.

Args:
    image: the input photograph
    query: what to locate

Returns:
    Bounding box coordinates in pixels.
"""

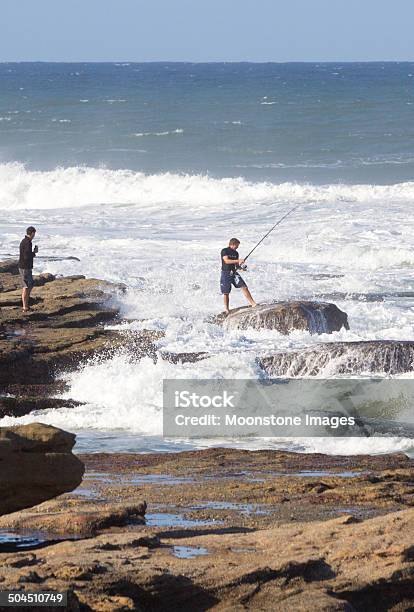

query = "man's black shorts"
[220,270,247,294]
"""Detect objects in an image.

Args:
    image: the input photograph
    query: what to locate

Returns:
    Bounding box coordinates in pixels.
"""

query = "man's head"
[26,226,36,240]
[229,238,240,250]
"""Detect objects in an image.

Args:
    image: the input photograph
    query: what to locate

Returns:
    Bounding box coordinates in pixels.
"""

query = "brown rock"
[0,500,147,536]
[0,261,163,404]
[0,259,19,275]
[0,423,84,516]
[0,261,164,421]
[0,396,83,419]
[214,301,349,334]
[0,448,412,610]
[0,509,412,611]
[261,340,414,376]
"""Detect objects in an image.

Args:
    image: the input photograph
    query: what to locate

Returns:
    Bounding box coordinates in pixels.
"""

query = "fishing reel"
[237,264,248,272]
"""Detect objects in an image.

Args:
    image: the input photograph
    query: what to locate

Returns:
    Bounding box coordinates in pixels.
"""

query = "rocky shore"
[0,259,161,417]
[1,259,414,609]
[0,259,355,421]
[2,258,413,416]
[0,447,413,610]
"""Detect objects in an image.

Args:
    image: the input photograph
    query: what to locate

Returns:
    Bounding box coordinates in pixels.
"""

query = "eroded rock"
[261,340,414,376]
[214,301,349,334]
[0,262,163,410]
[0,448,412,609]
[0,396,83,419]
[0,500,146,537]
[0,507,412,611]
[0,423,84,516]
[0,262,125,386]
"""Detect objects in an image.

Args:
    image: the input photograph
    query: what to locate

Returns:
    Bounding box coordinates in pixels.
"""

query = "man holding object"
[221,238,257,313]
[19,226,38,312]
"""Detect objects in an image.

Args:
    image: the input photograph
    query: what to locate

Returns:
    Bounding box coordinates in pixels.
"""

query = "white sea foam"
[0,350,260,435]
[134,129,184,137]
[2,162,414,211]
[1,163,414,454]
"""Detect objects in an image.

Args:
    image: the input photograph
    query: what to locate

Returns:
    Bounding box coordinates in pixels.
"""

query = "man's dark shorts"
[220,270,247,294]
[19,268,34,290]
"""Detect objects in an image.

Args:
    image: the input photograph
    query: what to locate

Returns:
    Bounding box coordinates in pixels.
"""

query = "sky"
[1,0,414,63]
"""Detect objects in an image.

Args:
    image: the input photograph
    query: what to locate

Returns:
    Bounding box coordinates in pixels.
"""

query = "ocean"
[1,62,414,455]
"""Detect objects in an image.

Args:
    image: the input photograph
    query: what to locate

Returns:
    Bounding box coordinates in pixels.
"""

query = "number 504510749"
[0,591,67,607]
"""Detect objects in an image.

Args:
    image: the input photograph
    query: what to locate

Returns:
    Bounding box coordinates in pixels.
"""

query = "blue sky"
[1,0,414,62]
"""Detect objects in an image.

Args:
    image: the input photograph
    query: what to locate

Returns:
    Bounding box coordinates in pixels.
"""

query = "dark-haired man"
[220,238,257,313]
[19,226,38,312]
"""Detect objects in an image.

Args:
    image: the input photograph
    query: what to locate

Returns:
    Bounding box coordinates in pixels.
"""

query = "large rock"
[215,301,349,334]
[0,260,162,387]
[0,259,19,275]
[0,423,84,516]
[0,260,166,419]
[261,340,414,376]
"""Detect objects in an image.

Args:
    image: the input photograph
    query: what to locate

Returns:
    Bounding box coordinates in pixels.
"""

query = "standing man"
[19,226,38,312]
[220,238,257,313]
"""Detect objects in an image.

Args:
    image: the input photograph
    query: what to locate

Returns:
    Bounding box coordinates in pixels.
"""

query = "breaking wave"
[2,162,414,210]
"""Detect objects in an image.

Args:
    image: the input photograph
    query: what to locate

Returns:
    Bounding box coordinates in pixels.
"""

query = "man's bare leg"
[223,294,230,313]
[22,288,30,311]
[22,288,32,311]
[242,286,257,307]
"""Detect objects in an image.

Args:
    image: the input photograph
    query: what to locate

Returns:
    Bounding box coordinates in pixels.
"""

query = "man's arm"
[222,256,245,265]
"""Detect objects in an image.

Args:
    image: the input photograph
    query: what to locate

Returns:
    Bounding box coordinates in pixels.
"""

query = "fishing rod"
[239,205,299,270]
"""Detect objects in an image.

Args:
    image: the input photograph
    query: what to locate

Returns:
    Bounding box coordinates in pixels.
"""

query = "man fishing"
[219,207,298,313]
[19,226,38,312]
[220,238,257,313]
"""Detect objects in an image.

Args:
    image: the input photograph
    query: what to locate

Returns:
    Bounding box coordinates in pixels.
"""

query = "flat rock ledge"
[0,423,84,516]
[0,448,412,610]
[261,340,414,376]
[214,301,349,334]
[0,506,413,610]
[0,259,163,416]
[0,259,125,385]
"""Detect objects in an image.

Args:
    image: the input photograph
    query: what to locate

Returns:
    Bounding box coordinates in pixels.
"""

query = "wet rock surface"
[0,395,83,419]
[214,301,349,334]
[261,340,414,376]
[0,260,125,385]
[1,260,414,609]
[0,423,84,516]
[0,260,164,415]
[0,448,413,610]
[314,289,414,302]
[0,500,146,537]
